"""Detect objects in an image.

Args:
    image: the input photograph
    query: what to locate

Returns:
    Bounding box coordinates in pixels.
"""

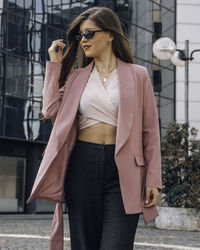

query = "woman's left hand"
[144,186,160,208]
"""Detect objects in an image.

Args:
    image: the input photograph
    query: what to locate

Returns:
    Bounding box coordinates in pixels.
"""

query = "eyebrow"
[79,28,96,32]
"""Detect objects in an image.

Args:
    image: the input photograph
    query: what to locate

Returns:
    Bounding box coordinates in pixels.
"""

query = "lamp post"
[153,37,200,124]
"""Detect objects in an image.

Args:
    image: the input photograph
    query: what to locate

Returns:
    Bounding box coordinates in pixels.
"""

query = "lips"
[83,45,91,50]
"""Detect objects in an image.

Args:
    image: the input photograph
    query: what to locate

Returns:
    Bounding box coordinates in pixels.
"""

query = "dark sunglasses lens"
[85,31,95,39]
[76,30,96,41]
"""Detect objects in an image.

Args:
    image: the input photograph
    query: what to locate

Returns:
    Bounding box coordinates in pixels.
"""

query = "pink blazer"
[27,57,162,250]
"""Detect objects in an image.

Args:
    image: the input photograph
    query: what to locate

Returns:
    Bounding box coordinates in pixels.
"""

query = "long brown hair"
[59,7,134,88]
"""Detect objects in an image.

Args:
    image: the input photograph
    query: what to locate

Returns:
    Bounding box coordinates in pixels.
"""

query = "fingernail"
[145,200,149,204]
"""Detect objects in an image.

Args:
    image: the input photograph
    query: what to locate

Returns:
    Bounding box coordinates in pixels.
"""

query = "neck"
[94,52,117,74]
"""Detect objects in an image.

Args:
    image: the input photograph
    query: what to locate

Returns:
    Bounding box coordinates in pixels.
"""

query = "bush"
[161,122,200,208]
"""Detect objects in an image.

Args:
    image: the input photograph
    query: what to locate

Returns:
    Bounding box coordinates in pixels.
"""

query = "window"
[0,155,26,212]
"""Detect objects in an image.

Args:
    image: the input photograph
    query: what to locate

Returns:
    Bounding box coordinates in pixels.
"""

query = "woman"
[27,7,162,250]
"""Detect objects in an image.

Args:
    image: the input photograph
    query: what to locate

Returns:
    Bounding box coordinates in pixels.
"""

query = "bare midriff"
[77,122,116,144]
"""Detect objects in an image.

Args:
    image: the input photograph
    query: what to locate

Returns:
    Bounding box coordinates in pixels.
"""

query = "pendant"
[102,77,107,83]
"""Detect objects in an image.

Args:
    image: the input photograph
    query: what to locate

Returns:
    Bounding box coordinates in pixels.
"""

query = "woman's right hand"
[48,39,66,63]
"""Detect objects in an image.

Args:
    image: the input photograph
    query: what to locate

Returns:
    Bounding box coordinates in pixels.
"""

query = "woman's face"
[79,19,113,58]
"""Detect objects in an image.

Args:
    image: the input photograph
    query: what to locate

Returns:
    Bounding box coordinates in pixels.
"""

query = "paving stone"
[0,214,199,249]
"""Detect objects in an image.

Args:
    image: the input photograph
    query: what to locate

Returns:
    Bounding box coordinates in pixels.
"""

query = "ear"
[106,31,114,42]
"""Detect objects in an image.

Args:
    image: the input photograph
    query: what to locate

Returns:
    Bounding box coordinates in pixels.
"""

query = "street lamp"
[153,37,200,124]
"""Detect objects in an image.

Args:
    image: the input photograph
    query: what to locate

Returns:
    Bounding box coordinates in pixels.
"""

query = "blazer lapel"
[56,60,94,152]
[115,58,135,156]
[55,58,135,156]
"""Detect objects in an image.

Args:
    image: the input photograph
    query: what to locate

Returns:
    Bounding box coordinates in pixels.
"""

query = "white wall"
[176,0,200,137]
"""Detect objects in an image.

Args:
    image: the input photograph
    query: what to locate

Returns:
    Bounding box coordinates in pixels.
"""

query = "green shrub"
[161,122,200,208]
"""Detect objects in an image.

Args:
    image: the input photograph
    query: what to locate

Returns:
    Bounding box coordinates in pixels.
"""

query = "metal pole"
[185,40,189,124]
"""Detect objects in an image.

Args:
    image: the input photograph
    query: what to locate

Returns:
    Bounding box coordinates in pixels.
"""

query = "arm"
[142,68,162,190]
[41,61,72,119]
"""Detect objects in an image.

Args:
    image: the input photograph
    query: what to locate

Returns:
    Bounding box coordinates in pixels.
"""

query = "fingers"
[49,39,66,51]
[53,39,65,47]
[145,187,151,206]
[144,187,160,208]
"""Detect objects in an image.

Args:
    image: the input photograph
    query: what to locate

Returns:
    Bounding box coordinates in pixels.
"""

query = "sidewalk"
[0,214,199,250]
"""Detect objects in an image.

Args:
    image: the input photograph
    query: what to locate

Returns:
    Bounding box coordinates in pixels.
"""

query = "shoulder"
[124,63,150,85]
[125,63,152,91]
[117,58,149,77]
[66,68,82,80]
[128,63,149,77]
[68,62,92,77]
[69,68,82,74]
[130,65,152,91]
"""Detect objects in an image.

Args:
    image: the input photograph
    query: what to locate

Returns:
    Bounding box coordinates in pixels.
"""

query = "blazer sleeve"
[142,68,162,190]
[41,61,73,119]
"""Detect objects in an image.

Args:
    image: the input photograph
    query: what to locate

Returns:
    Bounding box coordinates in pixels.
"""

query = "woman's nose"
[81,35,88,42]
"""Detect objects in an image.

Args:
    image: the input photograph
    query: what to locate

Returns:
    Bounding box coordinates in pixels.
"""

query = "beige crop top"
[77,66,119,131]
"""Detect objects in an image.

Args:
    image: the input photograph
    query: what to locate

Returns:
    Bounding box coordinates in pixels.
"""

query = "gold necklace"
[97,67,116,75]
[99,73,110,83]
[97,67,116,83]
[101,77,107,83]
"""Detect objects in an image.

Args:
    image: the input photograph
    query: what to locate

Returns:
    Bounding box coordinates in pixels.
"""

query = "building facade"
[0,0,176,213]
[176,0,200,135]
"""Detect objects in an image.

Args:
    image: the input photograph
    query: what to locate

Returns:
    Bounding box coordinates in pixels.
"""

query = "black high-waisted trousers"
[65,139,140,250]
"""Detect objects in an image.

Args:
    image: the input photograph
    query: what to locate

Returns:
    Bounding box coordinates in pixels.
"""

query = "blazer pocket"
[134,155,145,167]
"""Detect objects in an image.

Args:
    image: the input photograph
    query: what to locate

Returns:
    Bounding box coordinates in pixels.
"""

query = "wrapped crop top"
[77,66,119,131]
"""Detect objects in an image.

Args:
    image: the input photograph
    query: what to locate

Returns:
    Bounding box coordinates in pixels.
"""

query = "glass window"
[0,155,26,212]
[5,56,29,98]
[3,96,26,139]
[0,0,176,141]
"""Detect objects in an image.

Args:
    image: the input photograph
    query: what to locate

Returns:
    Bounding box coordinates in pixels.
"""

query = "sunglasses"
[76,29,104,41]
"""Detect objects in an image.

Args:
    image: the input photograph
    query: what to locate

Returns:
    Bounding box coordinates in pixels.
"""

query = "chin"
[85,54,93,58]
[84,52,96,58]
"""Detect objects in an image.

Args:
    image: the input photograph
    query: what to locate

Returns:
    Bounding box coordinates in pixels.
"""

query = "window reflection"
[0,0,176,141]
